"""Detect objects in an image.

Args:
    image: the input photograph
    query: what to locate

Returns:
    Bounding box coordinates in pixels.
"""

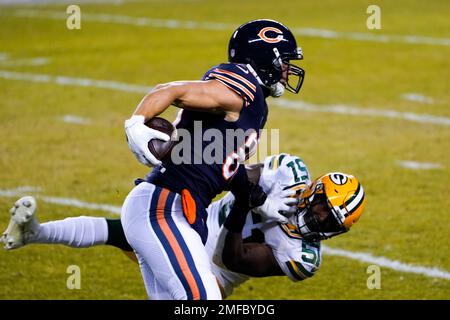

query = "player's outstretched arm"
[134,80,244,119]
[125,80,244,166]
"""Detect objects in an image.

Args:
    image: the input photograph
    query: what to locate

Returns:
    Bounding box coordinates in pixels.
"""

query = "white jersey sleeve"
[274,238,322,281]
[258,153,311,194]
[264,223,322,282]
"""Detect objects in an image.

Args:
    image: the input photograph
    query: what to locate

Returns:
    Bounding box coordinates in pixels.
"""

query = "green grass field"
[0,0,449,300]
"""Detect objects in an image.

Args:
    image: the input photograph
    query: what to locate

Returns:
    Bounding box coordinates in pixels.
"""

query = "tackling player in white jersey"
[208,154,366,297]
[1,154,366,299]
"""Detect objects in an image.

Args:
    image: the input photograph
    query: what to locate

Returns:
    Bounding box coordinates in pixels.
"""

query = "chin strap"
[246,63,285,98]
[268,82,285,98]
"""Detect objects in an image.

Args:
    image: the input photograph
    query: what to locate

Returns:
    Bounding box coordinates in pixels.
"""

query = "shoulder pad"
[203,63,260,106]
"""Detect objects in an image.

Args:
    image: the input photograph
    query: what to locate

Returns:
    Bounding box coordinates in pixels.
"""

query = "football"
[145,117,178,162]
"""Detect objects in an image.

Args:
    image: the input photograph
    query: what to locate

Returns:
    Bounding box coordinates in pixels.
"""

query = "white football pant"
[121,182,222,300]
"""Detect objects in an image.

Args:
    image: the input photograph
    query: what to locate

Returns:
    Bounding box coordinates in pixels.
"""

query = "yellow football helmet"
[296,172,366,241]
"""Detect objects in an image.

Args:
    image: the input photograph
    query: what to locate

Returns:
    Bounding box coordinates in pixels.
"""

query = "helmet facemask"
[296,188,347,242]
[284,62,305,94]
[272,47,305,94]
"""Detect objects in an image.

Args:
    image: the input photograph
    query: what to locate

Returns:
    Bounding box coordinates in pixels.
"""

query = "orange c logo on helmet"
[257,27,284,43]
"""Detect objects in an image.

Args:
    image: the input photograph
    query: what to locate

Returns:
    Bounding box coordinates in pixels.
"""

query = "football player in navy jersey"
[119,19,307,299]
[120,19,306,299]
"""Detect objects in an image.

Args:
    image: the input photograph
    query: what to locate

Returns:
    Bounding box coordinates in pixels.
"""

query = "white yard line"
[396,160,444,170]
[0,57,50,67]
[62,114,91,125]
[322,246,450,281]
[0,0,144,5]
[401,93,434,104]
[0,70,152,93]
[9,9,232,30]
[0,186,122,214]
[40,195,122,214]
[0,186,42,197]
[1,186,449,281]
[0,52,50,67]
[1,69,449,127]
[0,0,188,4]
[5,9,450,47]
[272,98,450,126]
[293,27,450,46]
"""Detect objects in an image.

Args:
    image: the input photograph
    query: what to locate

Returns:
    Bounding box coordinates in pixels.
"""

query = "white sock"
[29,216,108,248]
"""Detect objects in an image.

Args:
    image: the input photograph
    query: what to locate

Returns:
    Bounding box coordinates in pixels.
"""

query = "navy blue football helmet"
[228,19,304,94]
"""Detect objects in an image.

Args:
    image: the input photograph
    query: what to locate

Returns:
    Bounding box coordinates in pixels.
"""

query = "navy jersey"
[147,62,267,215]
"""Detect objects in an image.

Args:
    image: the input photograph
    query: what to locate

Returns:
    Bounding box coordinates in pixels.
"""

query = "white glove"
[253,182,298,223]
[124,115,170,167]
